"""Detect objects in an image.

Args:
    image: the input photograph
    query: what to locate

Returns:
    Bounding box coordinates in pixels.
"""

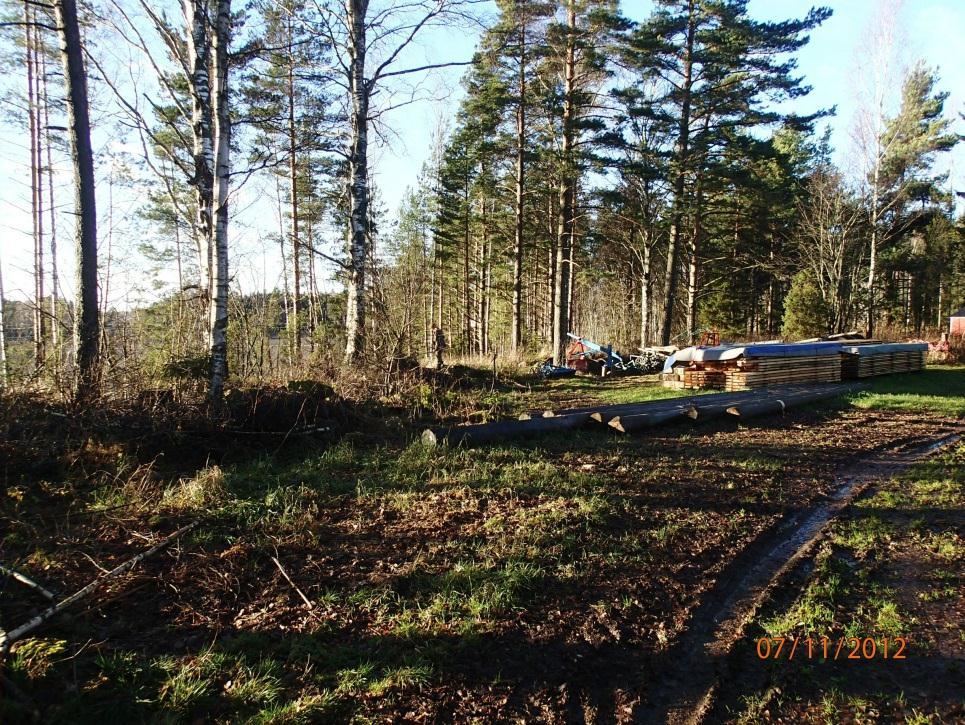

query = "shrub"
[782,270,831,339]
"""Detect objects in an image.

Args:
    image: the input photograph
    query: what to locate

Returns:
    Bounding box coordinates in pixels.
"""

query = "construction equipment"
[565,333,667,375]
[566,333,624,373]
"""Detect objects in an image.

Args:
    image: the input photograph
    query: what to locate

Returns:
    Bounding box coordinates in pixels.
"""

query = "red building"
[951,307,965,336]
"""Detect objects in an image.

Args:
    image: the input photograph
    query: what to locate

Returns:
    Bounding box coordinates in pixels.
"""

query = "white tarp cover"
[841,342,929,356]
[663,344,739,372]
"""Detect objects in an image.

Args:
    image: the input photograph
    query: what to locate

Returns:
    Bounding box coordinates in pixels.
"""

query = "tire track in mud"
[638,428,963,724]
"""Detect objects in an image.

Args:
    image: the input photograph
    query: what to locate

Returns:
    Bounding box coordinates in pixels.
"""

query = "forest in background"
[0,0,962,405]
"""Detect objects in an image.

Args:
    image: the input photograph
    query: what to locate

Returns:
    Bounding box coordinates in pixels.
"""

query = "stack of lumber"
[660,370,686,389]
[724,354,841,390]
[666,341,846,391]
[840,343,928,379]
[683,369,726,389]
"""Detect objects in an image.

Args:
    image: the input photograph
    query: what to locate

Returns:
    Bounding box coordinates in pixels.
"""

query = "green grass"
[735,443,964,721]
[849,366,965,418]
[538,374,701,405]
[11,365,961,723]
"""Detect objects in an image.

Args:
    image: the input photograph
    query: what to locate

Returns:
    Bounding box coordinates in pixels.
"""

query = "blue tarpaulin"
[693,341,844,361]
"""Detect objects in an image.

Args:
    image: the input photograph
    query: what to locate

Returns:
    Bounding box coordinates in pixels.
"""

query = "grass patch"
[763,545,844,637]
[535,374,699,406]
[849,366,965,417]
[732,443,964,722]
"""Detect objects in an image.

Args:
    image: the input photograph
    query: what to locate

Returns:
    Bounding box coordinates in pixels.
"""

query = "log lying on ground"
[587,394,744,424]
[685,401,733,422]
[608,405,694,433]
[724,384,857,419]
[685,386,825,421]
[517,410,556,420]
[608,389,814,432]
[726,398,786,418]
[422,384,864,446]
[423,412,592,446]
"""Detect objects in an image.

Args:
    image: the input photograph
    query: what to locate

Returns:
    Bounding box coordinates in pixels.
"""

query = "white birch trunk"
[344,0,369,361]
[209,0,231,402]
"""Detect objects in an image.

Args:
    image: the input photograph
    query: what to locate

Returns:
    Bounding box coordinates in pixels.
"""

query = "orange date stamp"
[756,636,908,661]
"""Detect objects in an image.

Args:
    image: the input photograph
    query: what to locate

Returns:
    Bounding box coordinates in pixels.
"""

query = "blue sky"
[1,0,962,305]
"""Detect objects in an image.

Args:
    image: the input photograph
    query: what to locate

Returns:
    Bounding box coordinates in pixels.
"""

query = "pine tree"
[245,0,331,361]
[866,62,958,335]
[544,0,627,363]
[475,0,554,350]
[624,0,831,345]
[53,0,99,399]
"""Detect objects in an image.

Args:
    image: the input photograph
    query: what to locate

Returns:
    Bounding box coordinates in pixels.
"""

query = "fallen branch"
[0,522,198,652]
[0,565,56,601]
[270,554,314,611]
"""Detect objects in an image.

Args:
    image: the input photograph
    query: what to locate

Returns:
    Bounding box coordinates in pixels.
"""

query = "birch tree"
[310,0,483,361]
[0,256,7,387]
[208,0,231,402]
[139,0,232,402]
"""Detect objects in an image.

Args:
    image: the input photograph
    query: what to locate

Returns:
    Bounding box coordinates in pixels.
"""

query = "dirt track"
[639,430,962,724]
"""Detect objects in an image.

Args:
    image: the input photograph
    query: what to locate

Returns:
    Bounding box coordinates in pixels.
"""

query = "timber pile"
[660,370,686,389]
[677,354,841,391]
[666,341,846,391]
[422,383,860,446]
[725,355,841,390]
[683,369,726,389]
[841,343,928,379]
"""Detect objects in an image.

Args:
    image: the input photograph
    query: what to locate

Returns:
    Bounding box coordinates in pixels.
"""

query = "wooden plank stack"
[841,344,927,379]
[683,369,726,389]
[666,341,847,391]
[725,355,841,390]
[678,356,842,391]
[659,371,686,389]
[665,340,929,390]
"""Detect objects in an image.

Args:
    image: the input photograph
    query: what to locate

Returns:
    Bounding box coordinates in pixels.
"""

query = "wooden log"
[726,398,786,418]
[685,401,733,421]
[517,410,556,420]
[423,412,592,446]
[725,385,858,419]
[422,385,863,446]
[608,406,693,434]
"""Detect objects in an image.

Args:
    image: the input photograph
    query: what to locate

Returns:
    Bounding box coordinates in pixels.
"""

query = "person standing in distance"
[432,325,447,368]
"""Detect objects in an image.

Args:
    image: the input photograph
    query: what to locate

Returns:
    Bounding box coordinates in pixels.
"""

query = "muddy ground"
[0,378,962,723]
